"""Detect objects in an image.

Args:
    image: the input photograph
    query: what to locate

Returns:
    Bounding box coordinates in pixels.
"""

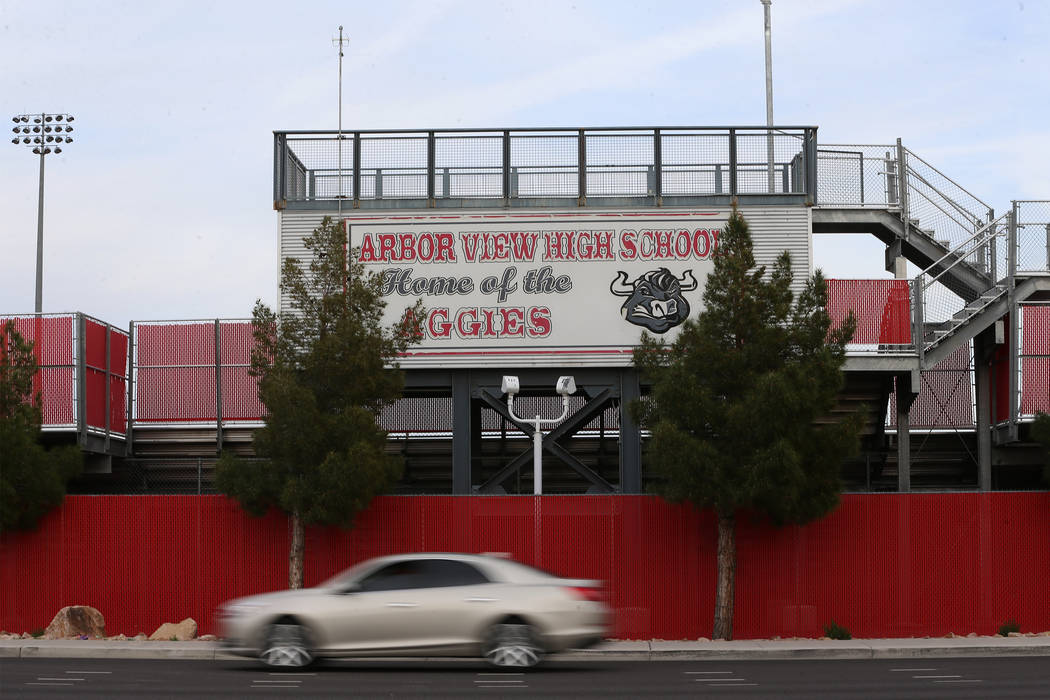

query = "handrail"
[905,167,984,231]
[903,147,992,213]
[921,211,1010,292]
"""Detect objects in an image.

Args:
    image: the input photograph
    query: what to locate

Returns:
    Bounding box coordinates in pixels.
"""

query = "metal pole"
[533,416,542,495]
[35,148,45,313]
[335,26,347,216]
[762,0,775,194]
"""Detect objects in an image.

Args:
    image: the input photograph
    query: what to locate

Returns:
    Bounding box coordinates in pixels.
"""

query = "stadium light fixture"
[9,112,75,314]
[503,375,576,495]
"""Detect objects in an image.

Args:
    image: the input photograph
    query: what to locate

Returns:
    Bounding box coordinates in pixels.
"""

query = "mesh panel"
[434,133,502,199]
[1020,304,1050,417]
[816,145,898,206]
[1015,200,1050,274]
[585,133,654,197]
[360,134,428,199]
[661,133,730,195]
[888,344,974,430]
[826,279,912,349]
[133,320,261,424]
[510,132,578,197]
[733,131,806,194]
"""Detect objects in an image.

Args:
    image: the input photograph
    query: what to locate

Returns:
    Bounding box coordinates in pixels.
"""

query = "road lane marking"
[39,677,83,681]
[914,675,961,678]
[710,683,758,686]
[27,683,75,686]
[891,668,936,672]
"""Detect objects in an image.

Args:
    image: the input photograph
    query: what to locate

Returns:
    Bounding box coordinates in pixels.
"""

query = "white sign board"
[348,211,726,367]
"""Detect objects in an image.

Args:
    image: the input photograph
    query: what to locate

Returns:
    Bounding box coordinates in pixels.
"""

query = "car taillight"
[566,586,604,602]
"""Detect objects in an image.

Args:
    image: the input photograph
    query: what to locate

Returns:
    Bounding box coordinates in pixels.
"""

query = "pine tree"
[0,321,82,532]
[633,207,861,640]
[216,217,424,588]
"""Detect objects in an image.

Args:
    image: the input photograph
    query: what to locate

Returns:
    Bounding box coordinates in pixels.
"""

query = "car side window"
[356,561,425,592]
[414,559,491,588]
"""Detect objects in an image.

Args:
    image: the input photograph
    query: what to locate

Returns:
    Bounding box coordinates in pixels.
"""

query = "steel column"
[577,129,586,206]
[214,320,223,454]
[974,330,992,491]
[126,321,135,456]
[76,313,86,448]
[451,370,472,493]
[619,368,642,494]
[1007,205,1019,441]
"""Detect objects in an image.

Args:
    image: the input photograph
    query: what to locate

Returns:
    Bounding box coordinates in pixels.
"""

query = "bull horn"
[609,271,633,296]
[678,269,698,291]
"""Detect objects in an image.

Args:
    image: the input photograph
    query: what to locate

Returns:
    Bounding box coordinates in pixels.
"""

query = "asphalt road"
[2,656,1048,699]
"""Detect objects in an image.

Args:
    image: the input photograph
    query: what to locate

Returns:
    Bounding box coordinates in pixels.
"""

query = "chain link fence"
[1015,200,1050,273]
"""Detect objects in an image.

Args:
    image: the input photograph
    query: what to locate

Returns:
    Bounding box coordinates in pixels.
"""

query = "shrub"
[998,619,1020,637]
[824,621,852,640]
[29,628,44,638]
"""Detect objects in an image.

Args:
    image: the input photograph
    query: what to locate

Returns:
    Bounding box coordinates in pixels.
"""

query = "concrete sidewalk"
[2,636,1049,662]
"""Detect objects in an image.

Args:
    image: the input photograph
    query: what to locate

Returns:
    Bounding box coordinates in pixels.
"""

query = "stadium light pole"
[502,376,576,495]
[10,112,75,314]
[761,0,775,194]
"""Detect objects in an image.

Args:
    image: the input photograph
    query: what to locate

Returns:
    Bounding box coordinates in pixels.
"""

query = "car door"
[401,559,500,650]
[322,559,431,652]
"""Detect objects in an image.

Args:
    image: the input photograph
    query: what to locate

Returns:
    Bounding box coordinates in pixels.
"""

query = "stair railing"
[912,210,1013,366]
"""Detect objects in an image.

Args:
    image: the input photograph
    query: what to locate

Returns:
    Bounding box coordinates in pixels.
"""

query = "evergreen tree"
[633,207,861,640]
[0,321,82,532]
[216,217,424,588]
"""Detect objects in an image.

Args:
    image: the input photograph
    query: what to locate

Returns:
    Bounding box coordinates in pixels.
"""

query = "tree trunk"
[288,510,305,590]
[712,510,736,640]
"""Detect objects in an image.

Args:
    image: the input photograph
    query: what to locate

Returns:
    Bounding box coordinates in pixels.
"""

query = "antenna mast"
[333,26,349,216]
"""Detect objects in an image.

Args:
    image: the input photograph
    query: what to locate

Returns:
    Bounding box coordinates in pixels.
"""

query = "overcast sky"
[2,0,1047,329]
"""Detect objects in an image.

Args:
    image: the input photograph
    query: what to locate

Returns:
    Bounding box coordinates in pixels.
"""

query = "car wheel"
[260,621,314,668]
[483,622,542,668]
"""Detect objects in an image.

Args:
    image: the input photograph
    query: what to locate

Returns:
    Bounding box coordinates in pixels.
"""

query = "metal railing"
[817,141,994,255]
[0,313,128,448]
[273,126,818,206]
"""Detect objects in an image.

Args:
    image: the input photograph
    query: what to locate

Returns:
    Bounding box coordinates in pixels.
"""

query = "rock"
[944,632,955,638]
[198,634,217,642]
[108,634,128,641]
[149,618,197,641]
[966,632,977,638]
[1008,631,1022,637]
[134,633,147,640]
[44,606,106,639]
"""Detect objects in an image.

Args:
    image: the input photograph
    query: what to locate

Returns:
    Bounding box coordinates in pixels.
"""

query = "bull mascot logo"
[609,267,698,334]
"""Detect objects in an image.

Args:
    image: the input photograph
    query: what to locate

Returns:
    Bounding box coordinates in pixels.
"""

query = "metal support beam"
[476,389,614,493]
[452,370,472,493]
[577,129,586,206]
[1007,205,1019,442]
[974,330,993,491]
[76,313,86,448]
[215,319,223,455]
[619,369,643,494]
[896,371,919,492]
[126,321,135,456]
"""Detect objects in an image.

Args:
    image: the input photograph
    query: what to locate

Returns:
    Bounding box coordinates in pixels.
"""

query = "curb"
[3,639,1050,662]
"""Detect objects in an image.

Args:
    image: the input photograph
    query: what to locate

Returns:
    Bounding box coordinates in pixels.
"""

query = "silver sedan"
[217,552,610,669]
